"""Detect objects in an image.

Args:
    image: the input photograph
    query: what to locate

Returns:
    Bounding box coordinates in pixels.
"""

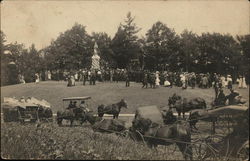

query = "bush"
[1,122,183,160]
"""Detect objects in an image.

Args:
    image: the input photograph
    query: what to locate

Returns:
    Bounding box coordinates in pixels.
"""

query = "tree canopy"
[1,12,249,85]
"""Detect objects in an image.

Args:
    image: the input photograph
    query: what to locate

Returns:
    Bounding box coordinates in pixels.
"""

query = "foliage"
[1,13,250,86]
[144,21,180,71]
[179,30,199,72]
[1,123,183,160]
[44,23,93,71]
[111,12,141,69]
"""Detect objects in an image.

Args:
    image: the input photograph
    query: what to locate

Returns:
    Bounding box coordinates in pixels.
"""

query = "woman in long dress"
[239,75,247,88]
[220,76,225,88]
[35,73,40,83]
[155,71,160,88]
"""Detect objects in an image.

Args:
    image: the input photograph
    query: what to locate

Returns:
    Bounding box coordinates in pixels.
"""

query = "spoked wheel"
[237,140,249,161]
[191,141,217,160]
[187,136,220,161]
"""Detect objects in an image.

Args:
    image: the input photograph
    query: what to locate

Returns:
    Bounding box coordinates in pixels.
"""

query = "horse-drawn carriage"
[128,104,249,160]
[188,104,249,160]
[2,97,53,123]
[56,96,93,126]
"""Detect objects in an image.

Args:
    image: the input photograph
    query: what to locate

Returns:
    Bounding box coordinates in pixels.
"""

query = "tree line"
[1,12,249,86]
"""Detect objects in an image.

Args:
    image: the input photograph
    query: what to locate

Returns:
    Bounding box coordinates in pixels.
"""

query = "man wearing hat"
[79,100,90,113]
[227,75,233,89]
[67,101,75,109]
[226,89,240,105]
[216,89,226,106]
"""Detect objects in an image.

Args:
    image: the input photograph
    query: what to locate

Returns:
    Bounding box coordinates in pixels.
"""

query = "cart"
[129,104,249,160]
[56,96,93,125]
[2,97,53,123]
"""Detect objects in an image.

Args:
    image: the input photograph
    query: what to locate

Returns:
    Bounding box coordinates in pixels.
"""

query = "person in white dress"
[35,73,40,83]
[47,71,51,80]
[155,71,160,88]
[238,75,247,89]
[220,76,225,88]
[74,72,78,81]
[180,73,187,89]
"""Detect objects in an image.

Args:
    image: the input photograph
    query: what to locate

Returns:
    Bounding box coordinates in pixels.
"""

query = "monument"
[91,42,100,70]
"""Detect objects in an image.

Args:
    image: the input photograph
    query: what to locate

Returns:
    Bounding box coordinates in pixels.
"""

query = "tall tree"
[179,30,199,72]
[236,34,250,83]
[1,31,9,86]
[111,12,141,68]
[198,33,240,74]
[144,21,180,71]
[44,23,93,71]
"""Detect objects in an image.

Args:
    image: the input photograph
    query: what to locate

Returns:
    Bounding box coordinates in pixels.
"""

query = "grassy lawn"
[1,81,249,113]
[1,81,248,160]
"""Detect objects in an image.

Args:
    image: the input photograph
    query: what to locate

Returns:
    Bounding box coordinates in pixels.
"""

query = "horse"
[97,99,127,119]
[131,117,193,160]
[169,95,206,118]
[161,109,177,125]
[188,109,217,132]
[56,108,87,126]
[168,93,182,108]
[37,106,53,121]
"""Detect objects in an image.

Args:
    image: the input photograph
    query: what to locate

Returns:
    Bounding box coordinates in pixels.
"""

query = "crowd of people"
[17,68,248,91]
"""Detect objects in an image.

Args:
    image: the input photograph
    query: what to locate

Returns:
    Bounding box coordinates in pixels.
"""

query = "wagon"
[62,96,92,110]
[129,104,249,160]
[187,105,249,160]
[2,97,53,123]
[56,96,93,126]
[2,100,39,123]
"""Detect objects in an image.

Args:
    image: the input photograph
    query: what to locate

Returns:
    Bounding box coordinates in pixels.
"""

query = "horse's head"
[132,117,152,134]
[120,99,128,109]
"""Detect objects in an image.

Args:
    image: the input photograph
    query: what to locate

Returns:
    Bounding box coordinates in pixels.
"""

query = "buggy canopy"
[62,96,91,101]
[26,97,51,108]
[135,105,164,125]
[207,105,248,116]
[2,97,37,109]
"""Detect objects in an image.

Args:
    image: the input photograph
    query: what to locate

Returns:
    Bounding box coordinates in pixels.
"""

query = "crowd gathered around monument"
[21,67,248,90]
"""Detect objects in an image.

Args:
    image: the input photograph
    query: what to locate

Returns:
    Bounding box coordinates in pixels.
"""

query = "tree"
[179,30,199,72]
[198,33,240,75]
[44,23,93,71]
[236,34,250,83]
[111,12,141,69]
[144,21,180,71]
[1,31,9,86]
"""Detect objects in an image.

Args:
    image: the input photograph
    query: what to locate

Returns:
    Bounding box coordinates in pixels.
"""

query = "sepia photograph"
[1,0,249,160]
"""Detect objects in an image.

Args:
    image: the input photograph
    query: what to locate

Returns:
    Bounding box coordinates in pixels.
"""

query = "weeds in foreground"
[1,122,183,160]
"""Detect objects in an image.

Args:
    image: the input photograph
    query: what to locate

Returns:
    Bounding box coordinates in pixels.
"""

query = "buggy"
[56,96,93,126]
[2,97,52,123]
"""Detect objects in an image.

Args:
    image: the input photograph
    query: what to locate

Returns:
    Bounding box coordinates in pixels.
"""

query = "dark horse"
[188,109,217,132]
[97,99,127,119]
[56,108,87,126]
[131,118,193,160]
[37,106,53,121]
[168,94,206,118]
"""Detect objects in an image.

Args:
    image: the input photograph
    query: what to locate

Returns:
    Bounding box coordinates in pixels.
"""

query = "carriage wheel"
[129,130,147,145]
[186,137,218,161]
[237,140,249,161]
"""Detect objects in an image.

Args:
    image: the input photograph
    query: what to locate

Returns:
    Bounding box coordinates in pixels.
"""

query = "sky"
[1,0,249,50]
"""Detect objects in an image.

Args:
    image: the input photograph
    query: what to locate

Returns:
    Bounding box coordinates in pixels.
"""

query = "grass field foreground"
[1,122,184,160]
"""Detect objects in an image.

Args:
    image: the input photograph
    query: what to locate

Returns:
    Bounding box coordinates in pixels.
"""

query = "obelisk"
[91,42,100,70]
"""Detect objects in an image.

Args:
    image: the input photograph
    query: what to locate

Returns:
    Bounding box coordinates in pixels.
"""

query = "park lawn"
[1,81,248,160]
[1,81,249,113]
